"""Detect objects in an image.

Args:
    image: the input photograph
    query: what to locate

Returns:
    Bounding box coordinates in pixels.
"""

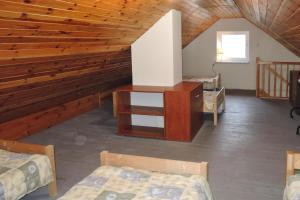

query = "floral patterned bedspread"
[58,165,214,200]
[284,174,300,200]
[183,76,218,90]
[203,91,218,112]
[0,149,53,200]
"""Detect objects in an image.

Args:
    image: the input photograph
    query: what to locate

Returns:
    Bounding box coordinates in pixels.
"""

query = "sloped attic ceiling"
[0,0,298,61]
[234,0,300,57]
[0,0,242,61]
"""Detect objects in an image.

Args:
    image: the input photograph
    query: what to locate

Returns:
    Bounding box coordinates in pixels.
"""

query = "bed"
[0,139,57,200]
[183,74,221,90]
[203,87,226,126]
[284,151,300,200]
[58,151,213,200]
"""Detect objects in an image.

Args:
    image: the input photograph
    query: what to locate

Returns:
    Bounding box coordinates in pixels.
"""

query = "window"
[216,31,249,63]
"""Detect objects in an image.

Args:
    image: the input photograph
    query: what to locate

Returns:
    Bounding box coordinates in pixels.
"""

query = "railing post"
[256,57,260,98]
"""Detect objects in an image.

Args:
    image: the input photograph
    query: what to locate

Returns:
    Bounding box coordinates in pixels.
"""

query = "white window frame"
[216,31,249,63]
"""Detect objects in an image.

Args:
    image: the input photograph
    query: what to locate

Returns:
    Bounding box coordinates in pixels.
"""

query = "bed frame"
[100,151,208,180]
[286,151,300,181]
[204,87,226,126]
[0,139,57,198]
[183,73,221,89]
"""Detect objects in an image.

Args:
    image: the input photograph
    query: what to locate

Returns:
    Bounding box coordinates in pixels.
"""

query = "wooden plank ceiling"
[0,0,241,60]
[0,0,241,125]
[234,0,300,57]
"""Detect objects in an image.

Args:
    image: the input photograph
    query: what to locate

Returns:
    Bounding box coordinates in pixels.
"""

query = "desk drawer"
[191,85,203,100]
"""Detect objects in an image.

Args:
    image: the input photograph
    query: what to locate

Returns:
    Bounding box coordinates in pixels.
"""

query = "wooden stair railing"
[256,57,300,100]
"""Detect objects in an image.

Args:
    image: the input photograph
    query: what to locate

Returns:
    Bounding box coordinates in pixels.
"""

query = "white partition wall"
[131,9,182,87]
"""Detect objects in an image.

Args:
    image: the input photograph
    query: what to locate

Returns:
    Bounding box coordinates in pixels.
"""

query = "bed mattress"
[58,165,214,200]
[0,149,53,200]
[284,174,300,200]
[183,76,218,90]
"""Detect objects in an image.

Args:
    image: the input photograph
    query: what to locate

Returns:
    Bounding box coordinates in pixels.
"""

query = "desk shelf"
[121,125,164,139]
[118,105,164,116]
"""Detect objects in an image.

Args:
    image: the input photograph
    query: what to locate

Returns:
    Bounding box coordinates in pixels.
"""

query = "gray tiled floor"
[21,94,300,200]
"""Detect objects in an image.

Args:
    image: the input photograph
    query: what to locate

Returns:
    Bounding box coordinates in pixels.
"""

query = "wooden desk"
[115,82,203,142]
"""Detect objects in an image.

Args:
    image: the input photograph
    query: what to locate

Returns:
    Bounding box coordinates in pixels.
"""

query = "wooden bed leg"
[223,90,226,112]
[200,162,208,180]
[214,110,218,126]
[45,145,58,198]
[100,150,109,165]
[213,97,218,126]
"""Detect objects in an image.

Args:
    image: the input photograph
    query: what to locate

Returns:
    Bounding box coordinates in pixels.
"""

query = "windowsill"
[215,61,250,64]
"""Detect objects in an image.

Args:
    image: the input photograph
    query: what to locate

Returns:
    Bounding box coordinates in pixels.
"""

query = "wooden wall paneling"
[0,58,131,82]
[1,63,131,99]
[0,68,131,114]
[0,48,132,125]
[0,51,129,76]
[0,73,131,110]
[0,77,131,124]
[0,49,130,69]
[0,94,100,140]
[0,45,129,60]
[0,69,131,108]
[0,60,131,90]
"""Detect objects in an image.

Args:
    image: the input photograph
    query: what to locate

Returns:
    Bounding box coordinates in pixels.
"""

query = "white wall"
[172,10,183,86]
[183,18,300,90]
[132,9,182,87]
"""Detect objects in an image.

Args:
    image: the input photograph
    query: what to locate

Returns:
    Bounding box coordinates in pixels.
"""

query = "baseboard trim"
[226,89,256,96]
